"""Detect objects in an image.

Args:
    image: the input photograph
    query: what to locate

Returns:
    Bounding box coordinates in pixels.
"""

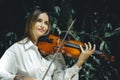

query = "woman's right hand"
[14,76,38,80]
[22,77,38,80]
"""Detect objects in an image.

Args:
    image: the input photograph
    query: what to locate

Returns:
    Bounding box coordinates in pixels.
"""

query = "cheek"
[45,26,49,32]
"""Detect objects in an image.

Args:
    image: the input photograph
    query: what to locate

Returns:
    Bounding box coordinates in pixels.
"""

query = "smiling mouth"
[38,29,45,33]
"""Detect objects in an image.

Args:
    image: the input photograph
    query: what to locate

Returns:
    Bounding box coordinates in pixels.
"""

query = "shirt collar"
[25,40,34,50]
[20,37,36,50]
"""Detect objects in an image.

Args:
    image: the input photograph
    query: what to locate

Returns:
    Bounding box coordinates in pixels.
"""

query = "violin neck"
[65,41,103,54]
[65,41,80,49]
[65,41,115,62]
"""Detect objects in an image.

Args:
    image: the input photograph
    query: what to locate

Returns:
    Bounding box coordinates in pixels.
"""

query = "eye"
[45,21,49,25]
[36,19,42,22]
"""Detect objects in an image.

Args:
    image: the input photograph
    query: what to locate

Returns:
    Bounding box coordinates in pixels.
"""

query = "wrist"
[14,76,24,80]
[76,61,84,68]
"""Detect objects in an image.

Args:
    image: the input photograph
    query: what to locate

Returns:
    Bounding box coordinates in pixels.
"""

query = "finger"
[92,44,96,51]
[84,43,88,50]
[91,44,96,54]
[88,42,92,50]
[79,45,84,52]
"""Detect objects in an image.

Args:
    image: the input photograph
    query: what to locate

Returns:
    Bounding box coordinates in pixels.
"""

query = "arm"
[52,53,81,80]
[0,45,38,80]
[53,42,95,80]
[14,76,38,80]
[0,47,17,80]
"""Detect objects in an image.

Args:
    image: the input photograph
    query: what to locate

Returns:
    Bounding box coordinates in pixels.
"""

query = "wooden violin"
[37,34,115,62]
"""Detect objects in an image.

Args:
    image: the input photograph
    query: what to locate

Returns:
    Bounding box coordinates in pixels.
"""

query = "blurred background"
[0,0,120,80]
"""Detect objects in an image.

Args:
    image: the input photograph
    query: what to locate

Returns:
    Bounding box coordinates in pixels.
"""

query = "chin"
[38,33,45,37]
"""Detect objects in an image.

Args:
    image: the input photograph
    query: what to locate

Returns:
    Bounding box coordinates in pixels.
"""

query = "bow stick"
[42,19,76,80]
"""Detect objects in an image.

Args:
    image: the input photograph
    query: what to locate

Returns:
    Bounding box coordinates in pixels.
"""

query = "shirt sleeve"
[53,53,81,80]
[0,45,17,80]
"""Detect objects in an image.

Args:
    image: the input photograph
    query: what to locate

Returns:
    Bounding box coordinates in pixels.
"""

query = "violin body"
[37,34,115,62]
[37,34,84,58]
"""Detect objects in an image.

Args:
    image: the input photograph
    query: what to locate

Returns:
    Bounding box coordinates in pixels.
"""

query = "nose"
[40,22,46,29]
[41,22,45,27]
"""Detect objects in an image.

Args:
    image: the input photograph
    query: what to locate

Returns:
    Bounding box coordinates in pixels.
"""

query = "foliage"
[0,0,120,80]
[0,32,19,57]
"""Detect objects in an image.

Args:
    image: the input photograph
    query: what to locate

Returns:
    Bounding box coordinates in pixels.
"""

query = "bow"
[42,19,76,80]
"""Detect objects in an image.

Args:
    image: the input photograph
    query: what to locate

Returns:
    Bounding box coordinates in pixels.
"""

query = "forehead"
[38,13,49,21]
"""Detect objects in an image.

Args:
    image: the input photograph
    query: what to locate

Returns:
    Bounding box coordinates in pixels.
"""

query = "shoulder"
[5,42,23,53]
[17,37,29,44]
[6,37,29,52]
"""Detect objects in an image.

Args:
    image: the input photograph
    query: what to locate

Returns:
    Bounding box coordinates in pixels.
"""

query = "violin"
[37,34,115,62]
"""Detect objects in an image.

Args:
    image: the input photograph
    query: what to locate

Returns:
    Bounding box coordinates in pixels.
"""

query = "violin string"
[42,19,76,80]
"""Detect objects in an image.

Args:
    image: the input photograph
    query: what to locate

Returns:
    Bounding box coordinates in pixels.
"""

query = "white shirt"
[0,37,81,80]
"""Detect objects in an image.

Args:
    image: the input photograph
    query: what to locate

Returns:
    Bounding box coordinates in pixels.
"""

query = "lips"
[38,28,46,33]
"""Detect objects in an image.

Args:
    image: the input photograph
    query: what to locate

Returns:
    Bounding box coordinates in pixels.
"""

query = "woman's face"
[33,13,49,39]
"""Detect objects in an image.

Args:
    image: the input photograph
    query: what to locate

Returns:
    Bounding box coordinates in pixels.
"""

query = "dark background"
[0,0,29,38]
[0,0,120,36]
[0,0,120,55]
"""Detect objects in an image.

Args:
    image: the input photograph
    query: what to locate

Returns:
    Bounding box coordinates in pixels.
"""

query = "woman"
[0,9,96,80]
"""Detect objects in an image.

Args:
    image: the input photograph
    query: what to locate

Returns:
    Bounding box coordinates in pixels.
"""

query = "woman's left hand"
[76,42,96,68]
